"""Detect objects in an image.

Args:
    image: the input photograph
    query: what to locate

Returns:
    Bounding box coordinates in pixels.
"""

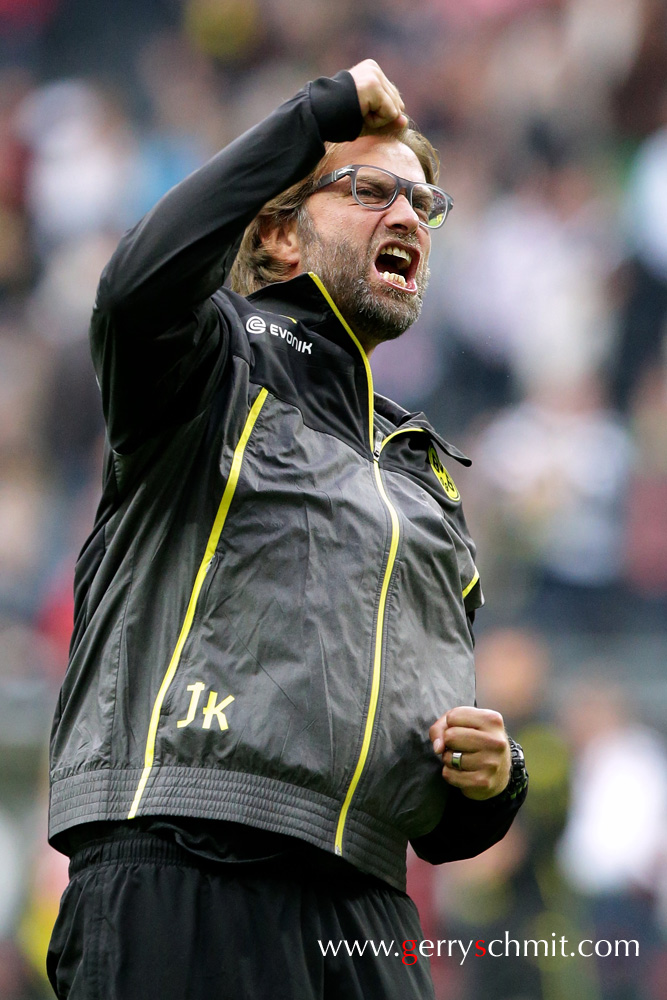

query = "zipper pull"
[373,430,383,460]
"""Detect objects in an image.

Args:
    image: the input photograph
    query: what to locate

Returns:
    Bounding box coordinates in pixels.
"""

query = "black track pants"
[47,834,436,1000]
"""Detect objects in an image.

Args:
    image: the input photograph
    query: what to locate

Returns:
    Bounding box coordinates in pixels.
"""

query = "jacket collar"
[248,273,471,466]
[247,273,359,359]
[374,394,471,467]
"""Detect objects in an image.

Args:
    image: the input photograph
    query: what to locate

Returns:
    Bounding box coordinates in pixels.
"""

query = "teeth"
[385,246,412,264]
[382,271,407,287]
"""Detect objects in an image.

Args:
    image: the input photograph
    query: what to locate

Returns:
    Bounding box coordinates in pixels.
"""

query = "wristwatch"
[505,737,528,800]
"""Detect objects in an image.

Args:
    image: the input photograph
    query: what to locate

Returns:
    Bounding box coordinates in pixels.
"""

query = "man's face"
[294,136,432,352]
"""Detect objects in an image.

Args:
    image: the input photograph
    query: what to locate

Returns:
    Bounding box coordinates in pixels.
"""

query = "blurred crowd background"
[0,0,666,997]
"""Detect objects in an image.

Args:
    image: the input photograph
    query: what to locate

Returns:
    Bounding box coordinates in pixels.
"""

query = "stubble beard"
[296,210,430,347]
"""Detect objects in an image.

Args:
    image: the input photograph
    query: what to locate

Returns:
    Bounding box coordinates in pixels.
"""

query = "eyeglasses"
[313,164,453,230]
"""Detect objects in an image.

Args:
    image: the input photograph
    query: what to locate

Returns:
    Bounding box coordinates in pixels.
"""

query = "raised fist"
[348,58,408,130]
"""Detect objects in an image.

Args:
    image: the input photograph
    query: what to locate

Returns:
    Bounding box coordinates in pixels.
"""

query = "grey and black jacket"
[49,70,525,891]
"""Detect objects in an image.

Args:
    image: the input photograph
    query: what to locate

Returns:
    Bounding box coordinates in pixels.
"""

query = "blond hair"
[228,126,440,296]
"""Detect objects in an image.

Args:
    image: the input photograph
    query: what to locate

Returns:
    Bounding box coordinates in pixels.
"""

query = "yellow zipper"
[307,274,374,449]
[128,386,269,819]
[307,275,478,855]
[334,454,401,854]
[334,425,481,851]
[306,275,401,857]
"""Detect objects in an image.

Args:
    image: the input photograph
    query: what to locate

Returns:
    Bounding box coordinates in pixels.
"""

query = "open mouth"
[374,242,420,293]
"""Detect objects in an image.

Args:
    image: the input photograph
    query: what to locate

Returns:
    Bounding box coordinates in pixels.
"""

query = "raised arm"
[91,60,407,454]
[93,71,360,454]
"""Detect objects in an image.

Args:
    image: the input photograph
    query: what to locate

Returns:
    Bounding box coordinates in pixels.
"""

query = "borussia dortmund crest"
[428,445,460,502]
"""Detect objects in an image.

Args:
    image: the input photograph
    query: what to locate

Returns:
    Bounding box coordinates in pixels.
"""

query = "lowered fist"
[430,706,512,801]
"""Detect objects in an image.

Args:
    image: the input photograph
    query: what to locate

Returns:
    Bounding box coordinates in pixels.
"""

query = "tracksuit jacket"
[48,70,525,891]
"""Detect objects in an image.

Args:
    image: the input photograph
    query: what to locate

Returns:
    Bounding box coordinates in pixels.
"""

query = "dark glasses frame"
[313,164,453,229]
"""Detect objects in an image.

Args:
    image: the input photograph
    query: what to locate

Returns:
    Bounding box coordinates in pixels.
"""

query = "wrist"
[458,738,527,805]
[308,71,363,143]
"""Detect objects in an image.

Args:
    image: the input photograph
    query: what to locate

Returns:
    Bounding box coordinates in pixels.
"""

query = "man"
[47,60,527,999]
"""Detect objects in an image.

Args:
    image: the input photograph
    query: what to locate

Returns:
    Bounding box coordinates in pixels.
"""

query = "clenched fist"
[430,706,512,801]
[348,58,408,130]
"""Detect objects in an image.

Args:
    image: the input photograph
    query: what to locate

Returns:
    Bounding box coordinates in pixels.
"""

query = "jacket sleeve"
[409,779,527,865]
[91,71,362,454]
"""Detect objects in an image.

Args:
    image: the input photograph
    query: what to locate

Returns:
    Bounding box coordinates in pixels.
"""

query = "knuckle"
[480,708,503,728]
[488,733,507,753]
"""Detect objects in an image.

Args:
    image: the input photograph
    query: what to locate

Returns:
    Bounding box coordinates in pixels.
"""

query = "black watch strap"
[506,737,528,800]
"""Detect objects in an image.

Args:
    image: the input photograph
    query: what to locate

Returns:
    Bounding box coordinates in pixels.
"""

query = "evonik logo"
[245,315,266,335]
[245,315,313,355]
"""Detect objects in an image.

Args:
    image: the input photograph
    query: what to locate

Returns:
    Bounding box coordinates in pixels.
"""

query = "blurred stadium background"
[0,0,666,997]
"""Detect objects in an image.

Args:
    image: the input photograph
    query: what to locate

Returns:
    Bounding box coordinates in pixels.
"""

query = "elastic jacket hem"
[49,765,409,890]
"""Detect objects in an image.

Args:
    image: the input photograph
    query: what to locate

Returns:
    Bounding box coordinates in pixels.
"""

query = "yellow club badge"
[428,445,460,502]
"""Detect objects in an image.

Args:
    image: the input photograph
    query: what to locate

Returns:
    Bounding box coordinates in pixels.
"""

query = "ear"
[259,216,301,275]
